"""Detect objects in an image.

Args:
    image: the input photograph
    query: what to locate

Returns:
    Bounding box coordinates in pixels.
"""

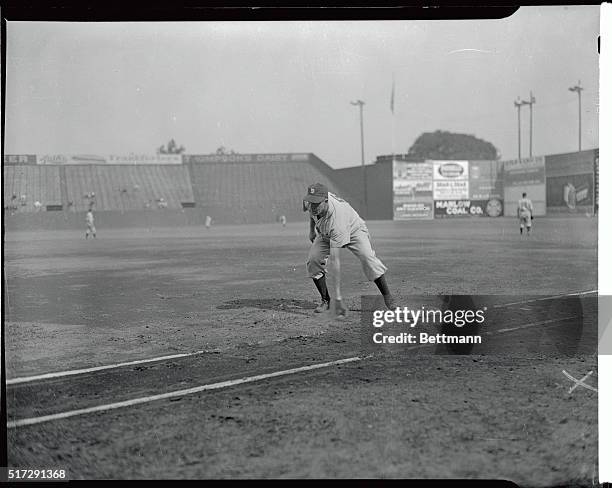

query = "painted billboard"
[546,174,594,214]
[434,199,503,218]
[36,154,183,165]
[469,160,503,200]
[393,160,433,220]
[544,150,596,214]
[4,154,37,165]
[595,151,599,213]
[185,153,309,164]
[107,154,182,165]
[394,196,434,220]
[502,156,546,216]
[432,160,469,181]
[545,150,595,177]
[503,156,546,185]
[433,180,469,200]
[431,160,471,217]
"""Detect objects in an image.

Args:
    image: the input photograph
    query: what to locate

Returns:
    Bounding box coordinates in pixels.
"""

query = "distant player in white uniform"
[86,209,96,239]
[280,215,287,227]
[517,192,534,235]
[303,183,395,317]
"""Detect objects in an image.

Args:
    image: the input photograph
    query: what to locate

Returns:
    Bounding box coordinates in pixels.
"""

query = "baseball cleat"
[314,300,330,313]
[333,298,349,318]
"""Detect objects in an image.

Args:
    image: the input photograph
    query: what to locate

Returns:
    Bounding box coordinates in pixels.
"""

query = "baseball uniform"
[307,192,387,281]
[86,210,96,239]
[303,182,394,315]
[517,196,534,229]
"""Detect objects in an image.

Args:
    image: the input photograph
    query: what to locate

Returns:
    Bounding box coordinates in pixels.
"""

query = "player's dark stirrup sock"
[374,274,391,297]
[313,276,330,302]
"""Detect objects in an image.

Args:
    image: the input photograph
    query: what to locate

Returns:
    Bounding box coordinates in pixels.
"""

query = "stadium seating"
[3,165,62,211]
[64,165,194,212]
[4,155,349,225]
[189,161,344,223]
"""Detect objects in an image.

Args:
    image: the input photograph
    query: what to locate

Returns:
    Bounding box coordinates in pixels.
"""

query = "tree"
[407,130,499,160]
[215,146,238,155]
[158,138,185,154]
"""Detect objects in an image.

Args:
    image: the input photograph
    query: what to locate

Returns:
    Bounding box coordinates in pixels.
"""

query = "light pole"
[521,91,536,157]
[514,97,529,159]
[569,81,584,152]
[350,99,367,217]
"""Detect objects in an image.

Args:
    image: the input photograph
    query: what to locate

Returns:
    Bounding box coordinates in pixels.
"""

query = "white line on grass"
[7,350,208,385]
[8,310,584,429]
[8,290,597,385]
[7,356,363,428]
[492,289,597,308]
[491,316,578,334]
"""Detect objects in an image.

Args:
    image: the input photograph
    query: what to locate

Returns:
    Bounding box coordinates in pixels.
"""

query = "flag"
[390,76,395,114]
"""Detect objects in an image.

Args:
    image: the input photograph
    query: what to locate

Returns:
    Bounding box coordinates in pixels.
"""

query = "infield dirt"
[4,218,598,484]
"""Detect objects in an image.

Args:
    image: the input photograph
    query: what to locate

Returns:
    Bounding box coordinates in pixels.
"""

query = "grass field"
[4,217,599,484]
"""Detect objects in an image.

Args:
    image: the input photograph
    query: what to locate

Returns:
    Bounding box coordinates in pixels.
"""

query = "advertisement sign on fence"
[185,153,309,164]
[432,161,469,180]
[595,152,599,213]
[502,156,546,186]
[433,180,470,200]
[546,174,594,213]
[469,160,503,200]
[434,199,503,218]
[107,154,182,164]
[394,196,434,220]
[393,160,434,220]
[4,155,37,165]
[36,154,183,165]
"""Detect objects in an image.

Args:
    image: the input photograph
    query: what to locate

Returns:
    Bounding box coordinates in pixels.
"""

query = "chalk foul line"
[493,289,597,308]
[7,350,209,385]
[7,356,363,428]
[7,289,597,428]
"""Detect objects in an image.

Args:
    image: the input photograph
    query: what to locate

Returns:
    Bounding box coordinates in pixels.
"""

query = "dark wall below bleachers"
[334,161,393,220]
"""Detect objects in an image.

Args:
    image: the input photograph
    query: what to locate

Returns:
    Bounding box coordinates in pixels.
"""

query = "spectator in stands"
[10,194,18,213]
[34,201,43,211]
[157,197,167,209]
[20,194,27,206]
[85,209,97,239]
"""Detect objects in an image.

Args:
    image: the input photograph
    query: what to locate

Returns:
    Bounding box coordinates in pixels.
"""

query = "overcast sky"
[4,6,600,168]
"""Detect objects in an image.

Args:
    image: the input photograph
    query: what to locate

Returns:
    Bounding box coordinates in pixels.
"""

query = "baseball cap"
[303,183,328,203]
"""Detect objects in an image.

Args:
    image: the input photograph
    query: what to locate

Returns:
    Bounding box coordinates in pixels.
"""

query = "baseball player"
[303,183,395,317]
[85,209,96,239]
[517,192,534,235]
